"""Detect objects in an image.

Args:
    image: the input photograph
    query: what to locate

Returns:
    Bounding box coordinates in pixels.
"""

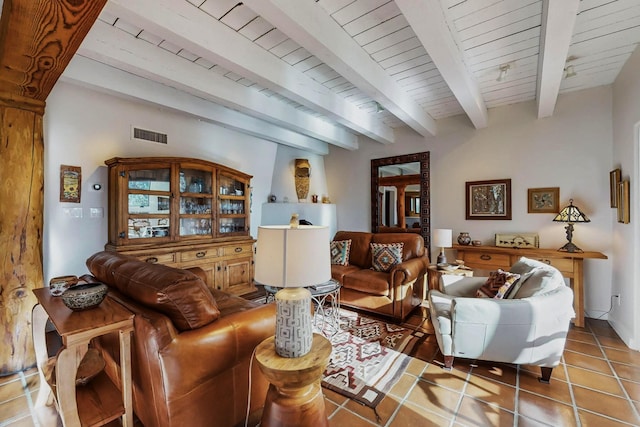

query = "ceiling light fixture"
[564,65,577,78]
[496,64,511,82]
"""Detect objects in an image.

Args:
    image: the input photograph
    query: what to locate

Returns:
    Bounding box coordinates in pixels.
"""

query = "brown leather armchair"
[331,231,429,321]
[85,251,276,427]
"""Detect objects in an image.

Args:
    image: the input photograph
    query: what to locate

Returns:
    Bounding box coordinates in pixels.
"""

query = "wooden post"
[0,94,45,373]
[0,0,108,375]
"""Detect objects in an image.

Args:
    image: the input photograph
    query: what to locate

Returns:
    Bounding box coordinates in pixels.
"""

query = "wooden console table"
[453,245,607,328]
[32,288,134,426]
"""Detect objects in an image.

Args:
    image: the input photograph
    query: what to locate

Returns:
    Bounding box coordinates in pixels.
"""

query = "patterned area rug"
[321,309,426,410]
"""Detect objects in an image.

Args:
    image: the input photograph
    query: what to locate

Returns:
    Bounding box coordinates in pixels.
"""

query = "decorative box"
[495,233,539,248]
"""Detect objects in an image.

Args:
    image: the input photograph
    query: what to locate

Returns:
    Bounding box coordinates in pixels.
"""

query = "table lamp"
[433,228,452,264]
[255,225,330,358]
[553,199,590,253]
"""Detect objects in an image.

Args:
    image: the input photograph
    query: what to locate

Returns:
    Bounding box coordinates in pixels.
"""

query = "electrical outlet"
[613,294,621,306]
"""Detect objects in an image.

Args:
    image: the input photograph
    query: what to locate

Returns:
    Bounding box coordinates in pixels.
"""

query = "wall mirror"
[371,152,430,251]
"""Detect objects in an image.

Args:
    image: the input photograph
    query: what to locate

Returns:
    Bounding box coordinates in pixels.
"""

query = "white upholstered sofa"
[428,257,575,383]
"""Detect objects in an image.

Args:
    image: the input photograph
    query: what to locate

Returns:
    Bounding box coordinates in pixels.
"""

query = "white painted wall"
[611,46,640,349]
[43,81,278,283]
[325,86,616,328]
[268,144,330,204]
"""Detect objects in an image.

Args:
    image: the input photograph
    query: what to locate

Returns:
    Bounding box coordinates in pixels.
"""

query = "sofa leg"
[443,355,454,371]
[539,367,553,384]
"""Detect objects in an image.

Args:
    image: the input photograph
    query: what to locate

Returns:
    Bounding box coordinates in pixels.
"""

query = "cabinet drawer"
[180,248,219,262]
[137,253,176,264]
[221,244,252,257]
[462,252,511,270]
[531,257,574,274]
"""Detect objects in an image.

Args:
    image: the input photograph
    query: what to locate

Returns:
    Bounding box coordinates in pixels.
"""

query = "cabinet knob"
[217,266,221,271]
[539,259,551,265]
[145,257,158,263]
[234,247,242,253]
[119,232,126,239]
[480,254,492,260]
[196,251,206,258]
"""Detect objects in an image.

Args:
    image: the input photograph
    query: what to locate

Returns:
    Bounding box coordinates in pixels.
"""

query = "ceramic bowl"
[62,282,108,311]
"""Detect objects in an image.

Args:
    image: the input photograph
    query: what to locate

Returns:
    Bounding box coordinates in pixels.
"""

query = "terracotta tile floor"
[1,308,639,426]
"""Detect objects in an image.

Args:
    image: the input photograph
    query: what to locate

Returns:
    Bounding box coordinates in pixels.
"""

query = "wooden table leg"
[32,305,52,408]
[572,259,584,328]
[119,329,133,427]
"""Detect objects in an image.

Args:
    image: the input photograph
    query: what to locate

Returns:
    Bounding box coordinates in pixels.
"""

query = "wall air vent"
[131,126,168,145]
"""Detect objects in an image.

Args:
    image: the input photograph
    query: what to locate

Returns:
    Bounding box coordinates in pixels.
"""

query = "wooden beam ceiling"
[245,0,438,137]
[395,0,489,129]
[103,0,393,145]
[536,0,580,118]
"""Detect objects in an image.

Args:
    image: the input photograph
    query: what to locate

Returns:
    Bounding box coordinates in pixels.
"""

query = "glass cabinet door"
[179,167,215,238]
[126,167,171,240]
[218,172,248,236]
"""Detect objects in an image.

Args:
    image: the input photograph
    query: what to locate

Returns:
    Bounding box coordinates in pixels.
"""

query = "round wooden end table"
[255,333,332,427]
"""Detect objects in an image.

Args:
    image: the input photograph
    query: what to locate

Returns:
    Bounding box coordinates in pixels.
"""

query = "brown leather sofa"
[84,251,276,427]
[331,231,429,321]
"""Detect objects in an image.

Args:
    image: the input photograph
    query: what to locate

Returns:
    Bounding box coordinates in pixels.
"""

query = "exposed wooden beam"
[536,0,580,118]
[78,21,351,152]
[104,0,394,145]
[245,0,438,137]
[0,0,107,100]
[62,56,330,155]
[395,0,488,129]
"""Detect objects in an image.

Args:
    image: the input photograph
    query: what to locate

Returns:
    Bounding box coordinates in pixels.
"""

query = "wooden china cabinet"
[104,157,256,295]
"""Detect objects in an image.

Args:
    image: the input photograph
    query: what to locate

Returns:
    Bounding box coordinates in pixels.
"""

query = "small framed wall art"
[617,180,630,224]
[60,165,81,203]
[610,168,621,208]
[465,179,512,220]
[527,187,559,213]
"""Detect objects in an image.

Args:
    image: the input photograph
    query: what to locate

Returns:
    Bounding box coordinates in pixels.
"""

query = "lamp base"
[275,287,313,358]
[557,241,583,253]
[436,248,447,265]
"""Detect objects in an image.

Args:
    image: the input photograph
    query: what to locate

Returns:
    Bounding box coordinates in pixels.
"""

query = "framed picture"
[610,169,621,207]
[617,180,630,224]
[527,187,559,213]
[60,165,81,203]
[465,179,512,220]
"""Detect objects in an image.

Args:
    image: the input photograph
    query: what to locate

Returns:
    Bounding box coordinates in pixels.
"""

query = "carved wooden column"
[0,0,107,374]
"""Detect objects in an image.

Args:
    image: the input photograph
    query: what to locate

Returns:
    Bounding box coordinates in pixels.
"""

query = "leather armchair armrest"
[159,303,276,401]
[390,256,428,286]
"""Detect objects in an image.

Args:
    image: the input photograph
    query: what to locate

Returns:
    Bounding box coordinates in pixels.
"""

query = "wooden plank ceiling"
[61,0,640,150]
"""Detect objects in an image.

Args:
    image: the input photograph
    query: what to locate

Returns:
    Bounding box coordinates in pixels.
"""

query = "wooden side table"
[32,288,134,427]
[427,265,474,292]
[255,334,332,427]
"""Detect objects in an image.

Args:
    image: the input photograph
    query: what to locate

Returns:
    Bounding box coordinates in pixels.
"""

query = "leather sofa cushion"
[342,269,390,296]
[331,264,361,284]
[87,251,220,331]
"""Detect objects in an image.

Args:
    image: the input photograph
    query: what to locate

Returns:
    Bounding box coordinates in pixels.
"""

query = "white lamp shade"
[433,229,452,248]
[255,225,331,288]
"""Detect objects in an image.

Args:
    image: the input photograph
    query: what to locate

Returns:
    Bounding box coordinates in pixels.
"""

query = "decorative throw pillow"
[370,242,404,272]
[330,239,351,266]
[476,269,521,299]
